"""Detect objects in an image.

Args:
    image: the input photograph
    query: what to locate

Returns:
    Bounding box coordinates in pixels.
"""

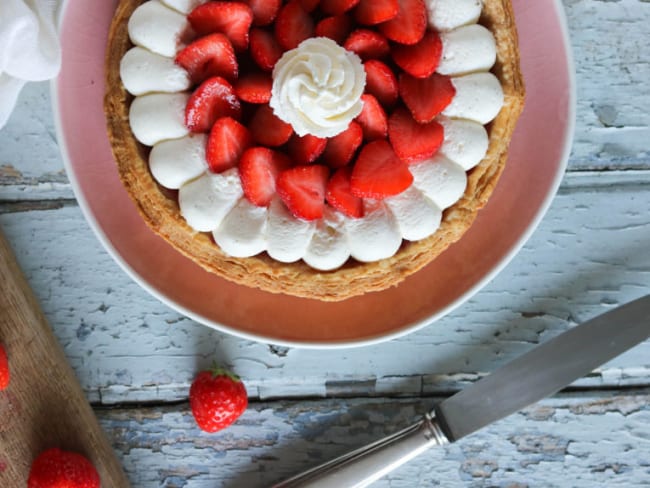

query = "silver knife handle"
[274,413,449,488]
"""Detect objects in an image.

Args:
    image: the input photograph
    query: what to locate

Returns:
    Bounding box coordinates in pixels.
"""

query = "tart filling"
[120,0,503,271]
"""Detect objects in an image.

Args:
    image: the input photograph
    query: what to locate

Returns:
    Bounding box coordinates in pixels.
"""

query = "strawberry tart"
[105,0,524,301]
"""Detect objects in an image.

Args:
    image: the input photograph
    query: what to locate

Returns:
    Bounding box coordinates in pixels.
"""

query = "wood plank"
[0,175,648,402]
[96,392,650,487]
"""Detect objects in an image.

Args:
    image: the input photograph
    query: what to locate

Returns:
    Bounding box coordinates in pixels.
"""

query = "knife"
[274,295,650,488]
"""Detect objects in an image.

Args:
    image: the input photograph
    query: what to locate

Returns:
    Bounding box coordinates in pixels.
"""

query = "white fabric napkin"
[0,0,61,129]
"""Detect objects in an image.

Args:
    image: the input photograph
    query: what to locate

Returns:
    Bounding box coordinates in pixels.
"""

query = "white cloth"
[0,0,61,129]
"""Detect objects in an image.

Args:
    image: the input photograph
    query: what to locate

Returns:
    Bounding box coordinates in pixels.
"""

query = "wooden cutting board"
[0,229,130,486]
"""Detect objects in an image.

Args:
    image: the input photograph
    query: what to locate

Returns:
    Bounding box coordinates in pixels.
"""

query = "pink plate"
[52,0,575,348]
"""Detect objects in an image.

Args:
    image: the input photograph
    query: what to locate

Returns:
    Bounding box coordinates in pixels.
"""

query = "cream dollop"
[270,37,366,138]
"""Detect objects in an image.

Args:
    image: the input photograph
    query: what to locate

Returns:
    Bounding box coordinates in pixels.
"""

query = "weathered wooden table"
[1,0,649,486]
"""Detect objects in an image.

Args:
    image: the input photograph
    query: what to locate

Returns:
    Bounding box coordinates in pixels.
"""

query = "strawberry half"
[388,107,444,163]
[299,0,321,11]
[277,165,330,220]
[355,94,388,141]
[326,167,364,218]
[378,0,427,45]
[399,72,456,123]
[242,0,282,26]
[250,28,283,72]
[188,2,254,51]
[364,60,399,108]
[175,33,238,85]
[287,133,328,165]
[185,77,241,133]
[350,140,414,199]
[207,117,253,173]
[315,15,353,44]
[321,121,363,168]
[392,30,443,78]
[275,1,314,51]
[234,72,273,103]
[240,147,291,206]
[355,0,399,25]
[319,0,360,16]
[249,104,294,146]
[344,29,390,61]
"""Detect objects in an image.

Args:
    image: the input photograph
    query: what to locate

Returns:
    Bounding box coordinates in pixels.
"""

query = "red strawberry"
[343,29,390,61]
[27,448,100,488]
[388,107,444,163]
[275,1,314,51]
[277,165,330,220]
[299,0,321,11]
[234,72,273,103]
[207,117,253,173]
[319,0,360,16]
[185,77,241,133]
[189,365,248,433]
[326,167,364,218]
[355,94,388,141]
[175,33,238,85]
[250,28,283,71]
[249,104,294,146]
[321,121,363,168]
[188,2,254,51]
[354,0,399,25]
[399,72,456,123]
[315,15,353,44]
[392,30,442,78]
[241,0,281,26]
[240,147,291,206]
[350,140,413,198]
[363,60,398,107]
[0,344,9,390]
[287,134,328,165]
[378,0,427,45]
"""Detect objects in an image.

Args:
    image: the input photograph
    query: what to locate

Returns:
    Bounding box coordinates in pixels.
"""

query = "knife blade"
[275,295,650,488]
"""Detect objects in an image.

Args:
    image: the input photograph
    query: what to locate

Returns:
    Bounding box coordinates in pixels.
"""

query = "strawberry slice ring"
[117,0,509,273]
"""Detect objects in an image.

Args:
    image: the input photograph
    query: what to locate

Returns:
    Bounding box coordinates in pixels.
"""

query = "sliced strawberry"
[378,0,427,45]
[241,0,282,26]
[343,29,390,61]
[355,94,388,141]
[392,30,442,78]
[276,165,330,221]
[250,28,283,71]
[206,117,253,172]
[188,2,254,51]
[350,140,413,199]
[363,60,398,108]
[275,1,314,51]
[326,167,364,218]
[321,121,363,168]
[240,147,291,206]
[249,104,294,146]
[315,15,353,44]
[287,134,328,165]
[399,72,456,123]
[299,0,321,12]
[388,107,444,163]
[185,77,242,133]
[320,0,360,16]
[354,0,398,25]
[175,33,238,85]
[234,72,273,103]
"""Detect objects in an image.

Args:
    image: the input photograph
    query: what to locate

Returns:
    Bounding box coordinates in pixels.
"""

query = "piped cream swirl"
[270,37,366,138]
